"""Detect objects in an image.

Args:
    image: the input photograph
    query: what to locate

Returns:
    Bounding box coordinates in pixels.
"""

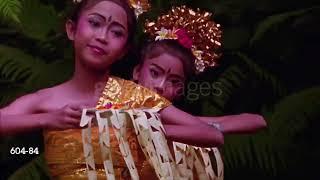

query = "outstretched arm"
[199,113,267,134]
[163,124,224,147]
[159,105,224,147]
[159,105,266,135]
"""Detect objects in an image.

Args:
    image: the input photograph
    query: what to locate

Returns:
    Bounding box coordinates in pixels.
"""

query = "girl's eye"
[150,69,159,78]
[170,79,182,85]
[171,79,179,84]
[111,30,124,37]
[88,19,102,27]
[168,79,184,88]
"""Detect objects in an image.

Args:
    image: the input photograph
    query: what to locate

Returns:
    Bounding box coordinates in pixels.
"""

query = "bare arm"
[159,105,266,137]
[0,93,84,136]
[199,113,267,134]
[0,112,53,136]
[163,124,224,147]
[160,105,207,125]
[159,105,224,147]
[0,93,45,135]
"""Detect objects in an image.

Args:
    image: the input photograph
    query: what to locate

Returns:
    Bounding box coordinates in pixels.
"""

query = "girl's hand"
[44,103,92,130]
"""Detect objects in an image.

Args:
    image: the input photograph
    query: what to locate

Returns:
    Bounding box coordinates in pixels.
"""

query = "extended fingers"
[64,107,81,118]
[68,101,95,111]
[64,116,82,128]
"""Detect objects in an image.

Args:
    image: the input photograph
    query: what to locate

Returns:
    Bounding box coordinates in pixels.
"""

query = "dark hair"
[68,0,137,45]
[140,39,196,80]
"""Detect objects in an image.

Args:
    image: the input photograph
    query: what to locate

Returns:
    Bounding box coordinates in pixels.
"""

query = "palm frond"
[199,62,249,116]
[0,45,46,82]
[201,51,286,114]
[250,6,320,45]
[0,45,70,105]
[0,78,24,106]
[0,0,22,23]
[0,45,43,104]
[236,52,287,97]
[8,153,50,180]
[223,87,320,177]
[16,0,61,41]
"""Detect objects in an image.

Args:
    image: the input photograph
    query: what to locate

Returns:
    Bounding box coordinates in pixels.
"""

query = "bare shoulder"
[1,85,62,114]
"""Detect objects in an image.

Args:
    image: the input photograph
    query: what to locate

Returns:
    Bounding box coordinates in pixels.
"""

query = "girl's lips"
[88,45,107,55]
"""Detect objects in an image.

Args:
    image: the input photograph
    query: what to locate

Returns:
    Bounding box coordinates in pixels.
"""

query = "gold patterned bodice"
[44,76,171,179]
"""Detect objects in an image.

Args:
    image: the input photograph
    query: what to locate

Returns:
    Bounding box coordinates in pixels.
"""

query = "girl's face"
[66,1,128,71]
[133,53,186,101]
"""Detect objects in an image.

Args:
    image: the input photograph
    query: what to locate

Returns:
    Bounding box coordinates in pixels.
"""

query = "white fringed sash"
[80,108,224,180]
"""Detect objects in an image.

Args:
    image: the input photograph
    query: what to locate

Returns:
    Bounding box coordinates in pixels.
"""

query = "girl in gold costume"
[0,0,158,179]
[0,0,137,136]
[66,5,266,179]
[72,6,266,179]
[1,1,266,179]
[1,0,223,179]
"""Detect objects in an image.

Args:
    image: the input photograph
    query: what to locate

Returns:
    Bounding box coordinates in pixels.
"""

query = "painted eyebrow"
[150,63,165,73]
[88,13,127,30]
[169,74,184,80]
[150,63,184,80]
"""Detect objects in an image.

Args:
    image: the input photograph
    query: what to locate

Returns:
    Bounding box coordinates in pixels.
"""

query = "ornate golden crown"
[144,6,222,73]
[72,0,150,18]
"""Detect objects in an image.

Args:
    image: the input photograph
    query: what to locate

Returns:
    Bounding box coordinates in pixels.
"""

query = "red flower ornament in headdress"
[145,6,223,73]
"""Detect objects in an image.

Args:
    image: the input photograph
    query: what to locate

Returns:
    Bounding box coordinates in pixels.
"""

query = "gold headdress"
[144,6,222,73]
[129,0,151,18]
[72,0,150,18]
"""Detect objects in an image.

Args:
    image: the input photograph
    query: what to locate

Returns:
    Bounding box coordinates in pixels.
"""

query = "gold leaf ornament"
[72,0,151,18]
[144,6,223,73]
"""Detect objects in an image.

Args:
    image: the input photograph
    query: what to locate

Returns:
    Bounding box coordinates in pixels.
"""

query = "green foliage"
[250,6,320,45]
[205,64,249,111]
[235,52,286,98]
[0,45,71,105]
[0,0,72,106]
[223,87,320,178]
[17,0,62,41]
[8,154,50,180]
[0,0,22,23]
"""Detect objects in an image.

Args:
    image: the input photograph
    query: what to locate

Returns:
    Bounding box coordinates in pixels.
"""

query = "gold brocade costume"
[44,76,223,180]
[44,76,170,179]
